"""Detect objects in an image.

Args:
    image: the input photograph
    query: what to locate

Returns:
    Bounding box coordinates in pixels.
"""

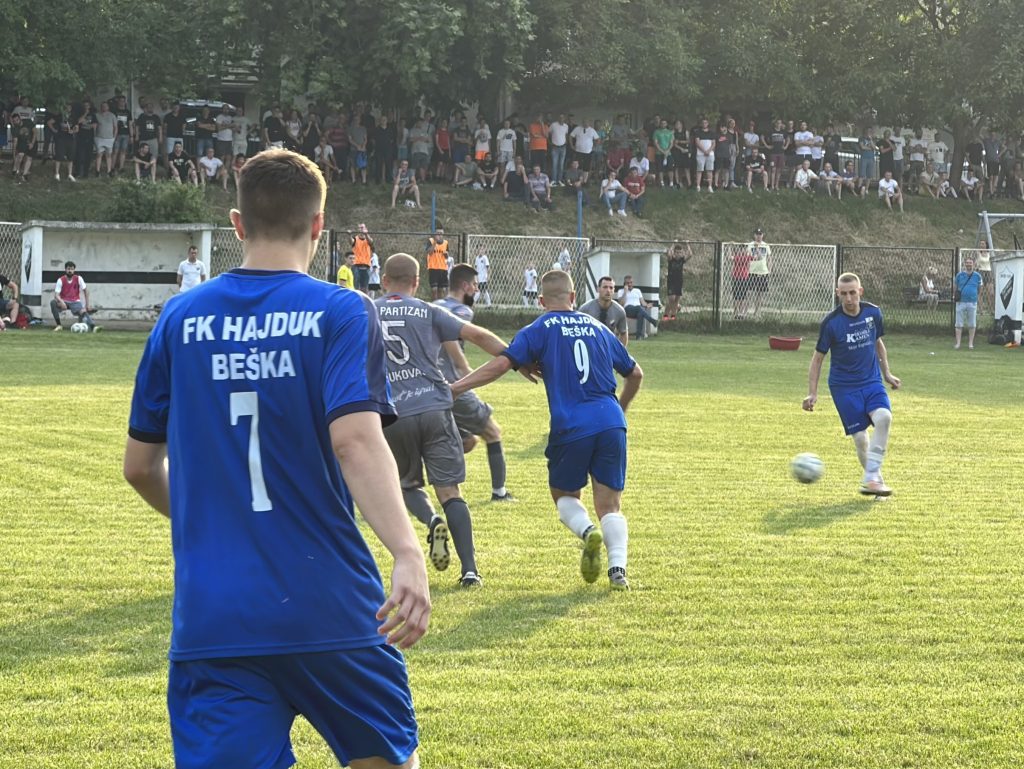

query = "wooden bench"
[903,286,953,305]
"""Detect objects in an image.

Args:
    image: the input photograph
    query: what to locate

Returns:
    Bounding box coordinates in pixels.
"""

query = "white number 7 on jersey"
[230,391,273,511]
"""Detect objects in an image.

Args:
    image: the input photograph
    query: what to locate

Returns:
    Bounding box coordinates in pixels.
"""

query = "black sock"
[403,488,435,527]
[441,497,477,574]
[486,441,506,491]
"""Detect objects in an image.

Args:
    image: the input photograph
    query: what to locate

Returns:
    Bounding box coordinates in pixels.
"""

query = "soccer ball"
[790,452,824,484]
[71,322,89,333]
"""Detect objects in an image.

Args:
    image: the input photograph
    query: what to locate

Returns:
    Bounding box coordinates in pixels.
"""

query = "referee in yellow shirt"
[336,251,355,288]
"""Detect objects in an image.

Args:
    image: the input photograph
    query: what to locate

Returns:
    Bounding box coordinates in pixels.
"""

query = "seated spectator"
[818,162,841,197]
[314,136,339,184]
[839,159,864,200]
[50,261,96,332]
[168,142,198,185]
[198,147,229,191]
[563,159,588,205]
[617,275,659,340]
[503,158,528,203]
[918,164,940,198]
[919,266,940,309]
[744,149,769,192]
[133,142,157,181]
[877,169,904,211]
[0,271,20,330]
[391,159,421,208]
[231,153,246,188]
[628,150,651,183]
[937,172,957,199]
[478,152,499,188]
[793,159,818,193]
[961,168,983,201]
[600,170,628,216]
[501,152,522,185]
[453,156,480,187]
[624,167,646,217]
[527,164,553,212]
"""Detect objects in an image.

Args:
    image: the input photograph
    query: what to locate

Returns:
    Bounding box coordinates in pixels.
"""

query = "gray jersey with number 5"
[374,292,466,417]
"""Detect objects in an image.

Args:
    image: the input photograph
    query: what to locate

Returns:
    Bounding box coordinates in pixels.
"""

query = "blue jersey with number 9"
[503,310,636,446]
[129,269,396,661]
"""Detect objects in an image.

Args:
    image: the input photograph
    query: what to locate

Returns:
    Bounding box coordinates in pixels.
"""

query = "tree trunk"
[947,115,978,184]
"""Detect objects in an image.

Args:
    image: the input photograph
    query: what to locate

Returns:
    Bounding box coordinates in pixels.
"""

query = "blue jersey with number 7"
[128,269,396,662]
[503,310,636,446]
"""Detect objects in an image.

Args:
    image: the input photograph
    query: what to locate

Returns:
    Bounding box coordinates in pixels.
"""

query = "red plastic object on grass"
[769,336,802,351]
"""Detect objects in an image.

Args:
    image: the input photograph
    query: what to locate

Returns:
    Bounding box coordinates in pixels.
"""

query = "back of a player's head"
[449,264,477,292]
[541,270,573,301]
[837,272,861,287]
[384,253,420,288]
[236,150,326,242]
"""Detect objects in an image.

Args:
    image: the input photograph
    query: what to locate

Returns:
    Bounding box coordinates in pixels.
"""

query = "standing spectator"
[473,116,492,162]
[133,141,158,181]
[858,127,876,190]
[600,170,628,216]
[624,167,646,217]
[823,124,842,173]
[262,105,287,150]
[579,276,628,345]
[608,115,631,173]
[195,106,217,158]
[809,126,824,172]
[592,119,608,178]
[617,275,658,340]
[451,117,473,168]
[783,119,798,186]
[335,251,355,288]
[433,118,452,181]
[891,127,905,185]
[953,257,982,350]
[348,114,368,184]
[548,113,569,185]
[0,271,21,330]
[693,118,716,192]
[974,238,994,310]
[730,242,753,319]
[176,245,207,293]
[528,113,548,171]
[300,104,321,160]
[768,119,787,191]
[168,142,198,185]
[502,158,528,204]
[725,117,741,187]
[794,159,818,193]
[214,105,236,166]
[425,228,451,300]
[94,101,118,177]
[877,129,895,179]
[918,266,940,309]
[314,136,339,185]
[391,158,421,208]
[907,129,928,192]
[198,146,229,190]
[111,95,133,174]
[746,228,772,318]
[325,113,348,175]
[527,164,553,212]
[522,263,539,306]
[283,108,303,149]
[743,120,760,163]
[663,243,691,321]
[671,120,691,189]
[349,224,374,293]
[373,115,396,184]
[53,105,77,182]
[74,100,97,179]
[965,134,986,188]
[11,114,36,182]
[496,119,517,168]
[744,148,769,192]
[652,119,674,187]
[714,124,732,190]
[136,103,162,160]
[473,245,492,307]
[409,118,432,183]
[569,118,598,184]
[997,136,1017,198]
[232,107,253,157]
[50,261,96,331]
[163,102,187,163]
[794,120,814,174]
[877,169,904,212]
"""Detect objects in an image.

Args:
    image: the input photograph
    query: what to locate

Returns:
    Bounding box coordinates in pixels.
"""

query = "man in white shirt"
[891,127,905,183]
[177,246,208,293]
[877,170,904,211]
[315,137,339,186]
[794,159,818,193]
[600,170,628,216]
[809,128,824,172]
[569,119,598,183]
[908,129,929,192]
[523,264,539,306]
[495,120,517,165]
[548,114,570,186]
[198,147,229,190]
[473,118,492,161]
[794,121,814,166]
[616,275,658,340]
[960,167,983,201]
[473,246,492,306]
[214,105,236,165]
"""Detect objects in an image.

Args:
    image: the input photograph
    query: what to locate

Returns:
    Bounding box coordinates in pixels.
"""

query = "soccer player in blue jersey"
[123,149,430,769]
[803,272,902,496]
[451,270,644,590]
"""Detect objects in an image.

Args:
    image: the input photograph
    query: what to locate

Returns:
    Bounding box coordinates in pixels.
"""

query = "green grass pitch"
[2,330,1022,769]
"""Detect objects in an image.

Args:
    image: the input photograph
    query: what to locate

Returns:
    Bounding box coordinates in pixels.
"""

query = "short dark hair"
[237,150,326,242]
[598,275,615,287]
[449,264,478,290]
[64,260,76,269]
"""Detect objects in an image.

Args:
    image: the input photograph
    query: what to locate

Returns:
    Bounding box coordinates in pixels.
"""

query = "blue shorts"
[546,428,627,492]
[168,645,417,769]
[831,384,891,435]
[354,150,368,170]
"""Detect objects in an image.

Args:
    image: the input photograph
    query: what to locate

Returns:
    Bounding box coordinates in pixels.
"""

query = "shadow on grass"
[431,586,608,651]
[763,499,870,534]
[0,594,172,677]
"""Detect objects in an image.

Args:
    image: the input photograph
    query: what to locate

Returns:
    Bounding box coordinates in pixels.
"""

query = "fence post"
[952,247,959,331]
[431,192,437,231]
[577,191,583,239]
[460,232,468,264]
[713,240,723,331]
[835,243,843,308]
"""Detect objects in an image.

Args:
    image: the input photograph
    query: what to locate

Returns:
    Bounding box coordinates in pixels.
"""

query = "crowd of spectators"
[3,94,1024,213]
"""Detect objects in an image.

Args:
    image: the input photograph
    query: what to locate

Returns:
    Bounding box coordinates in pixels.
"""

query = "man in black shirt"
[373,115,396,183]
[664,242,692,321]
[163,102,187,164]
[262,106,287,149]
[74,101,97,179]
[133,141,157,181]
[112,95,133,172]
[135,104,162,161]
[167,142,198,185]
[11,114,36,182]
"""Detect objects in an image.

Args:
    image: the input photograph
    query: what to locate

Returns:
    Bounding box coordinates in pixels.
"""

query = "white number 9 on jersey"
[573,338,590,384]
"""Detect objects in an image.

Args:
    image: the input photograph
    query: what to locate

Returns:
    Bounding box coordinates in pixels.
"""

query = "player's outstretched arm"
[123,437,170,517]
[460,322,507,357]
[803,351,826,411]
[876,339,901,389]
[618,364,644,412]
[450,355,514,398]
[330,411,430,649]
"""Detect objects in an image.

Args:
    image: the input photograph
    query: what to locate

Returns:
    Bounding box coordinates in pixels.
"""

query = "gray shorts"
[452,392,494,439]
[384,409,466,489]
[955,302,977,328]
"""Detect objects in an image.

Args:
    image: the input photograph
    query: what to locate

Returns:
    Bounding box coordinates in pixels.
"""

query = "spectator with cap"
[746,227,772,318]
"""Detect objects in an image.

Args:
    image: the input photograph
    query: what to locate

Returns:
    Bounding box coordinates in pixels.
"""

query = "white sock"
[864,408,892,480]
[493,486,507,497]
[852,431,869,470]
[600,512,628,571]
[556,496,594,539]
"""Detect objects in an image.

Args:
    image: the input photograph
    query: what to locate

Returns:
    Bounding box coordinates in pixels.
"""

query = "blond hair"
[837,272,861,286]
[541,270,573,300]
[383,253,420,284]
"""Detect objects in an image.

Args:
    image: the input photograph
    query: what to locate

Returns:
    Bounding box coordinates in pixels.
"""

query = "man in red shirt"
[51,260,97,331]
[624,167,646,218]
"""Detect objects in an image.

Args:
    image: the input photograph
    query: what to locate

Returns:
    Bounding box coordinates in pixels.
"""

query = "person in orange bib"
[349,223,375,294]
[425,227,450,300]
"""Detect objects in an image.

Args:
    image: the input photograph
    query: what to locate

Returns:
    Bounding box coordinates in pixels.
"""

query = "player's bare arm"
[450,355,515,398]
[618,364,644,412]
[875,338,901,389]
[803,350,825,411]
[331,411,430,649]
[443,339,472,379]
[123,437,171,517]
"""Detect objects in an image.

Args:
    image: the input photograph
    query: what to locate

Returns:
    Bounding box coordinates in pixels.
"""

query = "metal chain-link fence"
[464,235,590,309]
[592,239,717,326]
[720,242,837,327]
[840,246,955,331]
[0,222,21,294]
[211,228,332,281]
[332,231,465,301]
